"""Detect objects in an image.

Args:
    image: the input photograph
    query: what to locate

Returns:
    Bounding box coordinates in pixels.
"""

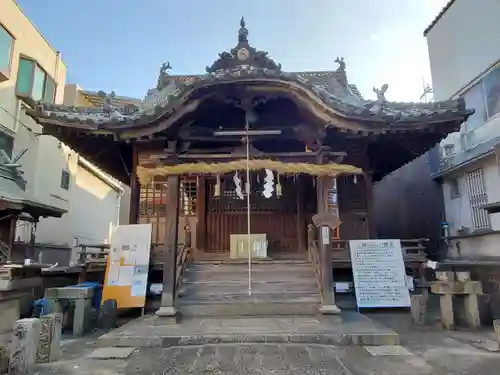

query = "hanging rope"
[136,159,362,185]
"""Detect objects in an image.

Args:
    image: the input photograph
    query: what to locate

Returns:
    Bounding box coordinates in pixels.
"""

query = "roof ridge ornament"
[157,61,172,90]
[373,84,389,103]
[334,57,348,86]
[238,17,248,43]
[205,18,282,73]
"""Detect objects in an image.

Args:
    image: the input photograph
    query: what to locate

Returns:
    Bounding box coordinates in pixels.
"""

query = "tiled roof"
[27,16,473,137]
[30,66,471,134]
[423,0,456,36]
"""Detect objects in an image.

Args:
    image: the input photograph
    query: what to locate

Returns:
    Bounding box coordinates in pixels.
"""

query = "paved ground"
[32,314,500,375]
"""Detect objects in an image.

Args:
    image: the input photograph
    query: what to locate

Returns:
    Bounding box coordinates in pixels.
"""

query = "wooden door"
[205,174,299,253]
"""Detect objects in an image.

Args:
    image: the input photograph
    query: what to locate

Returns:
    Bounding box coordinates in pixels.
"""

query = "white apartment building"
[1,1,127,264]
[425,0,500,259]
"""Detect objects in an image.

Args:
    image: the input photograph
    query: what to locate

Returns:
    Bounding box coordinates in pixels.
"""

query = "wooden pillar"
[296,179,305,252]
[128,145,139,224]
[196,177,207,252]
[7,215,17,261]
[316,153,340,313]
[365,172,377,238]
[156,175,180,317]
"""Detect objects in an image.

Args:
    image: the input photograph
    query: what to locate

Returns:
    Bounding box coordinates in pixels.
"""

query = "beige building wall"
[0,0,70,214]
[1,2,127,260]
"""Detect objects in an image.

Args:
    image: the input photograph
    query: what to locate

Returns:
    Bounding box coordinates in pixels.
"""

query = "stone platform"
[98,312,399,348]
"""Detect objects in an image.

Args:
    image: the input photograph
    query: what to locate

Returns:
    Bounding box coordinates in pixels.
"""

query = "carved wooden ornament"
[311,212,341,230]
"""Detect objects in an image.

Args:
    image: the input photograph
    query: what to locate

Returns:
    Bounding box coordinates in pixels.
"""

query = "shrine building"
[26,18,473,315]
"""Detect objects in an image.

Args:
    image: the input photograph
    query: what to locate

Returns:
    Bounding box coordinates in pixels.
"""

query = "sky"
[16,0,449,102]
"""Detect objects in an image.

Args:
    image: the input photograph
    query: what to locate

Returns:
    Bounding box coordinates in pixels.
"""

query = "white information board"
[349,239,411,309]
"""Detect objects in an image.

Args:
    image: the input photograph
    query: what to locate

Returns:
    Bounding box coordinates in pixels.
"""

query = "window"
[0,131,13,158]
[0,24,13,77]
[462,63,500,132]
[463,83,487,131]
[15,57,56,103]
[466,168,490,231]
[449,178,460,199]
[483,66,500,118]
[180,180,197,216]
[60,170,70,190]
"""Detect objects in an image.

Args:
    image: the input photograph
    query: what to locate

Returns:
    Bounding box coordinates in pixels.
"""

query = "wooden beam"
[128,144,139,224]
[156,175,180,317]
[296,179,306,252]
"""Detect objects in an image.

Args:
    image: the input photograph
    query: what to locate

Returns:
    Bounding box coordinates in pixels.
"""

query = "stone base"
[318,304,342,314]
[153,315,181,326]
[155,306,176,317]
[98,312,399,348]
[494,320,500,346]
[410,295,427,325]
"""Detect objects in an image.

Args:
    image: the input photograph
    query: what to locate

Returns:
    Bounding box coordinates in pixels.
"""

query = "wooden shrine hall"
[27,18,473,315]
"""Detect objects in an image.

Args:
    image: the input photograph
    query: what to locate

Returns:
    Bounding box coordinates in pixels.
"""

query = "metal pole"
[245,117,252,296]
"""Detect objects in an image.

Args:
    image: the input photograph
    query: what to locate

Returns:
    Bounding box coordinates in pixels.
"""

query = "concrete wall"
[63,83,93,107]
[426,0,500,259]
[426,0,500,101]
[443,155,500,258]
[34,157,123,264]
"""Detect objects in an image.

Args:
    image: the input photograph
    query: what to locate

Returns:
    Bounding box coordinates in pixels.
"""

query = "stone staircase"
[176,260,321,316]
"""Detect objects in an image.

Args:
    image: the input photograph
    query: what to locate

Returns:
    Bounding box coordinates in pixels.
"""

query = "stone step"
[179,292,320,304]
[191,259,310,265]
[186,262,313,272]
[178,280,318,297]
[183,269,315,283]
[178,298,320,317]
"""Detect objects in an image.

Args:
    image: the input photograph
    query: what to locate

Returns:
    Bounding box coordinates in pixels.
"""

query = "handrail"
[307,224,323,295]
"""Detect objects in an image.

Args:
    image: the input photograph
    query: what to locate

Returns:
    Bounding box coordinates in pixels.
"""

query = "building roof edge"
[423,0,457,37]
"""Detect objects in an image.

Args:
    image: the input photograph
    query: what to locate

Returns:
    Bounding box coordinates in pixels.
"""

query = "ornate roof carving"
[156,62,172,90]
[205,17,282,73]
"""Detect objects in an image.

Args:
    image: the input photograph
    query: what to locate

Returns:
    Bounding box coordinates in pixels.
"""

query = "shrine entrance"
[202,172,316,257]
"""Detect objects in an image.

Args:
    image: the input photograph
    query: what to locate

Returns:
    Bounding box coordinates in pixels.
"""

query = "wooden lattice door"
[205,173,299,253]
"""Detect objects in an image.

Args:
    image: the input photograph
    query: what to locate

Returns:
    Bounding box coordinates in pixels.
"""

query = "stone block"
[35,313,62,363]
[0,298,20,334]
[0,344,9,374]
[88,347,135,360]
[436,271,455,281]
[431,281,482,295]
[9,318,40,375]
[464,294,481,329]
[411,294,427,325]
[45,287,94,300]
[152,315,181,326]
[439,294,454,330]
[494,320,500,346]
[99,299,118,330]
[456,271,471,281]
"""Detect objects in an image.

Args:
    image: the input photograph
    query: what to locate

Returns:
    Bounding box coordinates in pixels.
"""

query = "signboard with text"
[349,239,410,309]
[102,224,152,308]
